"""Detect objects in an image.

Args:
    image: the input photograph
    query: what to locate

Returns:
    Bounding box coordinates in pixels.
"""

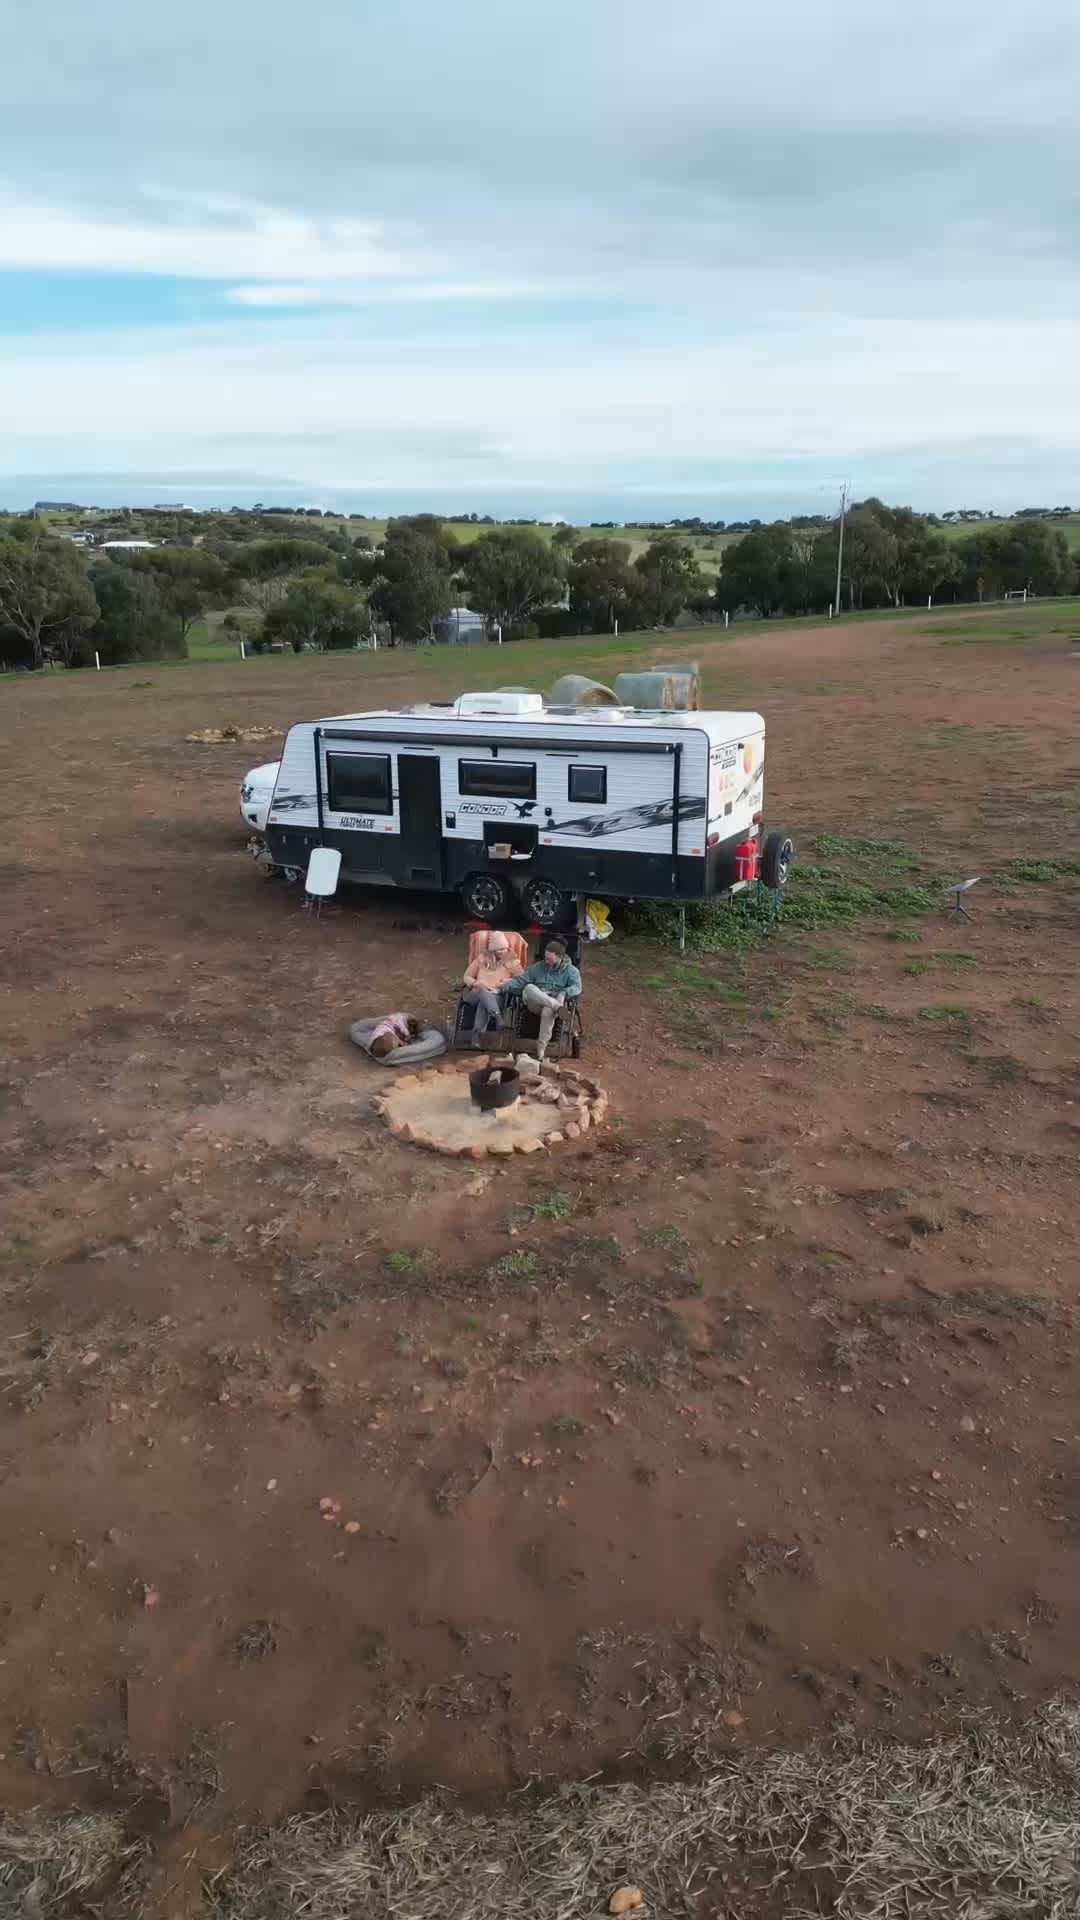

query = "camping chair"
[506,929,585,1061]
[450,928,531,1052]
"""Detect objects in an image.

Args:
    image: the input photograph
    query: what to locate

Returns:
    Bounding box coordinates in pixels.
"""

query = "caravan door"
[397,755,444,888]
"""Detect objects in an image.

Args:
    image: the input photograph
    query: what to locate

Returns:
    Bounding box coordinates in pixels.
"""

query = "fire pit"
[375,1060,609,1159]
[469,1064,521,1113]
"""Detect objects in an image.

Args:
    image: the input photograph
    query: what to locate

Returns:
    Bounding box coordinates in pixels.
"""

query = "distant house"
[438,606,486,644]
[100,539,159,552]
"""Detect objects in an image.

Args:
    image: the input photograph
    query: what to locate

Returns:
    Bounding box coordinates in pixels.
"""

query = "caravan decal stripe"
[545,795,706,840]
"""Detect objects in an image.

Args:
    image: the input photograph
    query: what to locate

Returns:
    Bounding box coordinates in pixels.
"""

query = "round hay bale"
[650,660,702,709]
[613,670,676,710]
[547,674,619,708]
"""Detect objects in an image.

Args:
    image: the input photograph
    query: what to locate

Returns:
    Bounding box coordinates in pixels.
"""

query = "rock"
[142,1582,160,1610]
[577,1108,591,1132]
[469,1144,487,1160]
[266,1479,278,1492]
[344,1521,361,1535]
[547,1132,564,1146]
[930,1468,943,1482]
[319,1497,336,1513]
[609,1888,644,1915]
[723,1708,744,1728]
[959,1414,977,1434]
[564,1124,581,1140]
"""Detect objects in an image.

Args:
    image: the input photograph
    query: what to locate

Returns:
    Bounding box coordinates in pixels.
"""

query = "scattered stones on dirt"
[378,1060,609,1157]
[185,724,281,744]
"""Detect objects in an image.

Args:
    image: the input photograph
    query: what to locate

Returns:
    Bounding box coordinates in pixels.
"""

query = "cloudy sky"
[2,0,1078,515]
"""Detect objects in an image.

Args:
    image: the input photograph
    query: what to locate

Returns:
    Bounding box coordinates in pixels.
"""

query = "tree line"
[716,499,1077,617]
[1,497,1077,670]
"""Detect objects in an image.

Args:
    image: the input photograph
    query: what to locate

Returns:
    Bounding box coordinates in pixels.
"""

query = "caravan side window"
[327,752,392,815]
[458,760,536,800]
[568,764,607,804]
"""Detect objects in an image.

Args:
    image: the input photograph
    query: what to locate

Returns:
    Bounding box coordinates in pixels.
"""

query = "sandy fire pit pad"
[374,1061,608,1157]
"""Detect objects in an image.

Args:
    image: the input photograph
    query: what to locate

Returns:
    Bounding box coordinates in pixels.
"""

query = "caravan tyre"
[761,832,795,890]
[461,872,509,922]
[520,876,568,929]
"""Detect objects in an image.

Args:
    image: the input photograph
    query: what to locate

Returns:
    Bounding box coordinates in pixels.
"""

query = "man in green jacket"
[501,937,582,1060]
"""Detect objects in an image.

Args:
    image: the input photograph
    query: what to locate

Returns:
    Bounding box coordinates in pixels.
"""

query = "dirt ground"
[2,608,1080,1908]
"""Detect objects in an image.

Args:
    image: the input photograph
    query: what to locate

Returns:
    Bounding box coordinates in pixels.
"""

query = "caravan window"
[458,759,536,801]
[327,751,392,815]
[568,764,607,804]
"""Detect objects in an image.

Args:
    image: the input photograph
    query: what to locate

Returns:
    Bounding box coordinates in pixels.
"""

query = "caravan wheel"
[461,872,509,922]
[520,876,568,929]
[761,832,795,890]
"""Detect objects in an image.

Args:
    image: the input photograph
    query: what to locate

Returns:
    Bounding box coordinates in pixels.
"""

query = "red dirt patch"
[1,610,1079,1886]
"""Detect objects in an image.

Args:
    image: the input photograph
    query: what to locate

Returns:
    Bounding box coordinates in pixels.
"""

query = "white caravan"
[241,689,793,926]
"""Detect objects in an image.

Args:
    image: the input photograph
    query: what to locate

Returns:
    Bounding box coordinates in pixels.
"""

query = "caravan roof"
[316,699,762,733]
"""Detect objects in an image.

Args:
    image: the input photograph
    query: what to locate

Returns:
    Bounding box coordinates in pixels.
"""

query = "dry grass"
[0,1811,146,1915]
[201,1701,1080,1919]
[6,1707,1080,1917]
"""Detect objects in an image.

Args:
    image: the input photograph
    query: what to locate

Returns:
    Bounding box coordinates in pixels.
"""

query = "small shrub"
[489,1250,538,1284]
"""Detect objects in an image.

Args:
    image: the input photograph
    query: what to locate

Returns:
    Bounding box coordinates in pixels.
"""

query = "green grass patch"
[489,1250,539,1284]
[999,857,1080,884]
[798,945,853,972]
[547,1413,587,1442]
[383,1247,436,1275]
[625,832,936,954]
[811,833,923,873]
[512,1188,577,1226]
[638,1223,690,1255]
[785,868,938,931]
[918,1004,973,1027]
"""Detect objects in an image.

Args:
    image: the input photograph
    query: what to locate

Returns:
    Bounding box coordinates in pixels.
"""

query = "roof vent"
[454,691,544,717]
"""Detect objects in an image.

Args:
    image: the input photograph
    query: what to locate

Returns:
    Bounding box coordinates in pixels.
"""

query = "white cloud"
[1,0,1080,503]
[4,309,1078,493]
[224,278,584,307]
[0,194,425,280]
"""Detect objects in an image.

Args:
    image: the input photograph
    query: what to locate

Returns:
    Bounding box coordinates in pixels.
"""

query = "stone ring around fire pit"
[375,1059,608,1158]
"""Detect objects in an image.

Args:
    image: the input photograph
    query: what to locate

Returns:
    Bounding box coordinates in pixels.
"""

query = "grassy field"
[939,512,1080,551]
[182,594,1080,675]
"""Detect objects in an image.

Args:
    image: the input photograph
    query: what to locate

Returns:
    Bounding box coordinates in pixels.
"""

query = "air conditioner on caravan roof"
[454,691,544,717]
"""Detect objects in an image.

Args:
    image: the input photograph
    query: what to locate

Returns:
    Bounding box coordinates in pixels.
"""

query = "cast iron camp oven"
[469,1065,521,1112]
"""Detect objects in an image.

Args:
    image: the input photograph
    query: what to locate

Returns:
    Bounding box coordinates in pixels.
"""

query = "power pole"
[833,482,848,618]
